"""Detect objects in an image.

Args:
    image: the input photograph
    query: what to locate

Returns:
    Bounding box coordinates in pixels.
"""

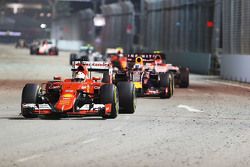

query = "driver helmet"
[75,71,86,81]
[74,65,88,81]
[154,56,162,65]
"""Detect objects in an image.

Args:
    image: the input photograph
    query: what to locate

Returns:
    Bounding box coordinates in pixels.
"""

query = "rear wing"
[72,61,112,72]
[124,53,166,63]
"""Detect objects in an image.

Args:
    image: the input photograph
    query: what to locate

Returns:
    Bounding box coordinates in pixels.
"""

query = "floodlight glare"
[93,14,106,27]
[40,24,47,29]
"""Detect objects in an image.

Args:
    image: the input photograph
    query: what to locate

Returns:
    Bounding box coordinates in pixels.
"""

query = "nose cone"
[55,93,76,112]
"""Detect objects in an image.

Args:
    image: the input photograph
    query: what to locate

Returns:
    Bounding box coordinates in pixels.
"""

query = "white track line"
[17,154,42,162]
[177,105,204,113]
[18,138,98,162]
[81,138,98,144]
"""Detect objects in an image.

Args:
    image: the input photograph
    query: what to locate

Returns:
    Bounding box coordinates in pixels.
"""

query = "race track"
[0,45,250,167]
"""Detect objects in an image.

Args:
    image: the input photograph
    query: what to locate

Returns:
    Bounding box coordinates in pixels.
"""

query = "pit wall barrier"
[165,52,211,75]
[51,40,83,51]
[221,55,250,83]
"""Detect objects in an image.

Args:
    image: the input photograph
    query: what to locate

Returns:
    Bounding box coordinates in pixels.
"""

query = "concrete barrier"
[52,39,83,51]
[165,52,212,74]
[221,55,250,83]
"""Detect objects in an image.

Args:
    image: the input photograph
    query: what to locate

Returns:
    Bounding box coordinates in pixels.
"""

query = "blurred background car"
[69,44,103,65]
[30,39,58,55]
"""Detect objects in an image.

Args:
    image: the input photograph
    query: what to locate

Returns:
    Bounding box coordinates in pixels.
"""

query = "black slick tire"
[117,82,136,114]
[70,53,77,65]
[100,84,119,119]
[179,68,189,88]
[21,83,41,118]
[102,71,110,83]
[159,72,174,99]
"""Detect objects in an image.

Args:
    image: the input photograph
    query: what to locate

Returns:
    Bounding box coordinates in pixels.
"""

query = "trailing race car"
[30,40,58,55]
[124,54,174,98]
[69,44,103,65]
[112,53,189,98]
[21,61,136,119]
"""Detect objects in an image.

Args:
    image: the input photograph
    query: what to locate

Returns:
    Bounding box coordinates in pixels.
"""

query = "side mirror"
[53,76,62,81]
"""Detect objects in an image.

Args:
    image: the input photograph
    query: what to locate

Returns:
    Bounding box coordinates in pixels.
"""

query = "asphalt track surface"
[0,45,250,167]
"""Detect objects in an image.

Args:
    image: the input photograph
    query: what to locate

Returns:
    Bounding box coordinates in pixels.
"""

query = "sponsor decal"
[81,86,87,89]
[63,94,74,98]
[105,104,112,113]
[133,82,142,89]
[65,90,74,93]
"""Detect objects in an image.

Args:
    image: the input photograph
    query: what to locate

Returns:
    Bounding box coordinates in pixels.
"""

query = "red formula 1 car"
[21,61,136,119]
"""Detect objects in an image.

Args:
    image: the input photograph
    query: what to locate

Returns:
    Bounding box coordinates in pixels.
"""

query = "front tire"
[159,72,174,99]
[21,83,41,118]
[117,82,136,114]
[100,84,119,119]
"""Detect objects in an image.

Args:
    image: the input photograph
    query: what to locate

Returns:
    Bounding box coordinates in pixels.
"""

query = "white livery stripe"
[22,104,51,110]
[79,104,105,110]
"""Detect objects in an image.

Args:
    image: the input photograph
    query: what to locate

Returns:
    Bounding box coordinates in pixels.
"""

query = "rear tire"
[179,68,189,88]
[117,82,136,114]
[55,48,59,56]
[21,83,41,118]
[102,71,110,83]
[136,88,144,97]
[30,48,36,55]
[70,53,77,65]
[100,84,119,119]
[159,72,174,99]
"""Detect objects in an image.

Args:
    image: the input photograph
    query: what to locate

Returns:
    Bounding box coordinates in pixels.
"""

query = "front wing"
[22,103,112,117]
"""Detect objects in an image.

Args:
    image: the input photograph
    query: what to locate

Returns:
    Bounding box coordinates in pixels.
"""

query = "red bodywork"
[29,78,112,117]
[111,55,128,70]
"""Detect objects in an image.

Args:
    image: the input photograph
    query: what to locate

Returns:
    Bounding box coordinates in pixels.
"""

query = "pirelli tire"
[179,68,189,88]
[100,84,119,119]
[30,47,37,55]
[135,88,144,97]
[117,82,136,114]
[69,53,77,65]
[102,71,111,83]
[30,48,34,55]
[49,48,58,56]
[21,83,41,118]
[159,72,174,99]
[55,48,59,55]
